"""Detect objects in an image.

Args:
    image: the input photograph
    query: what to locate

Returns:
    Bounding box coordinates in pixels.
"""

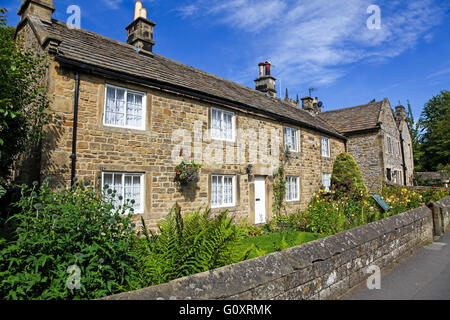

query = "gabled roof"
[319,101,383,135]
[24,16,345,140]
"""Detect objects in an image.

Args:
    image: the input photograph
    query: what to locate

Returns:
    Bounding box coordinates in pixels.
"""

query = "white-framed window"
[102,172,144,214]
[387,136,392,153]
[211,175,235,208]
[286,176,299,202]
[322,173,331,192]
[103,84,146,130]
[284,126,298,152]
[211,107,235,142]
[321,137,330,157]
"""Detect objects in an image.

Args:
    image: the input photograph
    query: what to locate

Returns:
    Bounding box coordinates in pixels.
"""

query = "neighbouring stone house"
[14,0,350,230]
[319,99,415,192]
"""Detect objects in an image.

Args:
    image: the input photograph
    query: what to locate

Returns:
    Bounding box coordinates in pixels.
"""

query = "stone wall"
[379,100,404,185]
[398,120,414,185]
[346,131,384,192]
[102,198,450,300]
[436,196,450,233]
[40,62,345,230]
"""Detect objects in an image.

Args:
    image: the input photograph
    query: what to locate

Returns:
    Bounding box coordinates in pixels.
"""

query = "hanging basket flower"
[175,156,202,185]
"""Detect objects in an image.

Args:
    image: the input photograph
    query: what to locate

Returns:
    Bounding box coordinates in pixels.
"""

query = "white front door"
[254,176,266,224]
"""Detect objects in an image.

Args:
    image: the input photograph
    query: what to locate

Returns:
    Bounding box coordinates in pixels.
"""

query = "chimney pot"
[134,1,143,20]
[258,62,265,77]
[265,61,271,76]
[140,8,148,19]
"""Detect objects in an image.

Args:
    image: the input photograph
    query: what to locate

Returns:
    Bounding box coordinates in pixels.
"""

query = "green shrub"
[0,179,137,300]
[331,153,367,196]
[129,204,249,289]
[306,196,346,235]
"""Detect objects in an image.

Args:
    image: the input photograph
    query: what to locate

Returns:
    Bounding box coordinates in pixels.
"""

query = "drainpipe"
[70,72,80,187]
[399,132,407,186]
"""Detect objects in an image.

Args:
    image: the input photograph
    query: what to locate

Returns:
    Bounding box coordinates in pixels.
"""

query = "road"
[346,231,450,300]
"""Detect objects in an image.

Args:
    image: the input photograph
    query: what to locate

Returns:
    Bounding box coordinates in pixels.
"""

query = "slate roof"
[319,101,383,135]
[26,16,345,139]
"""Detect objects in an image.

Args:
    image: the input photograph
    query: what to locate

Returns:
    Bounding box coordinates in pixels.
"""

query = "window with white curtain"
[322,173,331,192]
[211,175,235,208]
[321,137,330,157]
[102,172,144,213]
[211,108,235,141]
[284,126,298,152]
[286,176,299,202]
[104,84,145,130]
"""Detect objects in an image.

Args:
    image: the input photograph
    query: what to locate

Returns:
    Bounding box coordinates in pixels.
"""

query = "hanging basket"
[175,157,202,185]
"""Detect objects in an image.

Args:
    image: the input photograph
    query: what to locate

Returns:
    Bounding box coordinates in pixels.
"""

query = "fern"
[129,204,246,289]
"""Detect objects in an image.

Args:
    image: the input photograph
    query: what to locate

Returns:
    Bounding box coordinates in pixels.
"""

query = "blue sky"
[4,0,450,120]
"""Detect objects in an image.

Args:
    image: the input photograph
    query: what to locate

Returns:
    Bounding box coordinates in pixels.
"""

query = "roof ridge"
[322,101,382,114]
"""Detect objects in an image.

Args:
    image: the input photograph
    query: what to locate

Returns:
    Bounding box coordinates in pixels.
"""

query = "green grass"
[238,231,321,260]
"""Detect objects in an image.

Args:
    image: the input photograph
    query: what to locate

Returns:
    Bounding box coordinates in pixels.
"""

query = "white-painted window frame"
[103,84,146,130]
[284,126,299,152]
[321,136,330,158]
[211,174,236,208]
[322,173,331,192]
[211,107,236,142]
[102,172,145,214]
[286,176,300,202]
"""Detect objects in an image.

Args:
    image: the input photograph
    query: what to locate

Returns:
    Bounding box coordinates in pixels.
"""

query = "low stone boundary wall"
[436,196,450,232]
[104,198,450,300]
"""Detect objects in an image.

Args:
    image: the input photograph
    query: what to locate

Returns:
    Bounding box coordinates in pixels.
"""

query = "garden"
[1,153,449,300]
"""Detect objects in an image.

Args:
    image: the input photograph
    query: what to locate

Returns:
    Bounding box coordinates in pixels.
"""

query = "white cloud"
[102,0,123,10]
[177,0,444,87]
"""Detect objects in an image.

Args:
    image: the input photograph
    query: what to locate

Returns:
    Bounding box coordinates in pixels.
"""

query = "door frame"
[249,175,270,225]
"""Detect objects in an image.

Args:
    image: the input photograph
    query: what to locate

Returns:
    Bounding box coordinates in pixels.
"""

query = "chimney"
[18,0,55,23]
[302,96,322,114]
[395,105,407,124]
[126,1,156,52]
[301,96,314,113]
[254,61,277,97]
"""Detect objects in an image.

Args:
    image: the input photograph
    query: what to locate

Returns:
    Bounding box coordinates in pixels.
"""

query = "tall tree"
[0,8,49,180]
[418,90,450,171]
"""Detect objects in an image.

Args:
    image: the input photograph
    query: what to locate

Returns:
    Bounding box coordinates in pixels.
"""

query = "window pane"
[211,109,221,139]
[224,176,233,205]
[124,175,141,211]
[224,113,232,140]
[286,177,291,201]
[217,176,223,206]
[126,93,143,128]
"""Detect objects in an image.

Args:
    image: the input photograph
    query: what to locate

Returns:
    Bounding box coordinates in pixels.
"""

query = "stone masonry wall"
[398,120,414,186]
[346,131,384,193]
[102,199,448,300]
[41,62,345,230]
[437,196,450,232]
[380,101,404,184]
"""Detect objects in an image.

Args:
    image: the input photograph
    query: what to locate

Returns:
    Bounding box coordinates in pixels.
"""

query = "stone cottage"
[319,99,415,191]
[14,0,351,229]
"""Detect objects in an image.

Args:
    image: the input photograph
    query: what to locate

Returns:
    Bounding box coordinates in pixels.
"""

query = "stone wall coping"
[436,195,450,207]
